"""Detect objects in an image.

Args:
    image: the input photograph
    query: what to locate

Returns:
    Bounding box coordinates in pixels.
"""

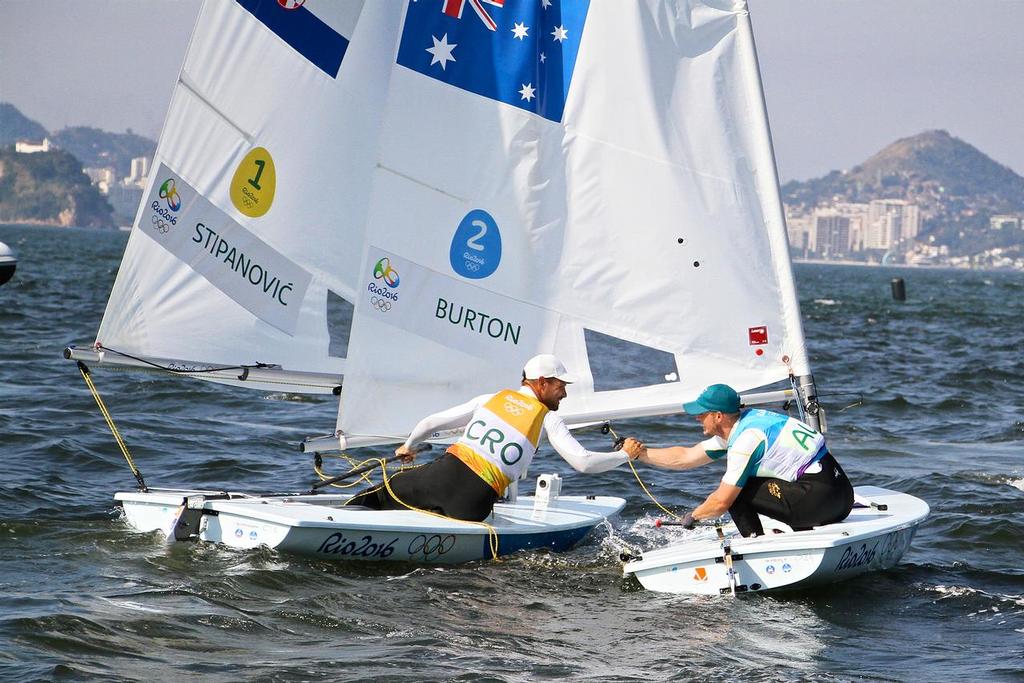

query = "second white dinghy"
[116,475,624,564]
[621,487,929,595]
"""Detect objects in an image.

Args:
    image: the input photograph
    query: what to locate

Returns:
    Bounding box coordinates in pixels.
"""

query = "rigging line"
[95,344,266,375]
[603,421,681,521]
[77,362,148,492]
[314,453,381,489]
[628,459,682,522]
[377,457,502,561]
[835,398,864,413]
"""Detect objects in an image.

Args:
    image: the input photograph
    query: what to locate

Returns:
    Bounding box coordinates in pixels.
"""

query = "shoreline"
[792,257,1023,273]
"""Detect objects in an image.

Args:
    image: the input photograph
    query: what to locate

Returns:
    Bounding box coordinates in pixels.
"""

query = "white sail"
[337,0,808,442]
[95,0,404,393]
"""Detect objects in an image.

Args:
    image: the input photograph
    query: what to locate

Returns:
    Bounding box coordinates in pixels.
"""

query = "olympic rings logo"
[503,402,525,416]
[158,178,181,211]
[369,296,392,312]
[151,214,171,234]
[463,261,481,272]
[408,534,456,559]
[373,257,400,288]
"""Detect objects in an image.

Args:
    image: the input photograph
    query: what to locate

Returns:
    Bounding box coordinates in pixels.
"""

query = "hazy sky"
[1,0,1022,181]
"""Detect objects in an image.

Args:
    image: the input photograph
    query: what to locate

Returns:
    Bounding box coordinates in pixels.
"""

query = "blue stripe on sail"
[236,0,349,78]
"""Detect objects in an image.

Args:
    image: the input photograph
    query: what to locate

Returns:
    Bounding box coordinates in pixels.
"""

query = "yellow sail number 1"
[230,147,276,218]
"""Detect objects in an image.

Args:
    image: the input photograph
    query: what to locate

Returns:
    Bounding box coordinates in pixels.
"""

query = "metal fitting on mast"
[795,374,827,433]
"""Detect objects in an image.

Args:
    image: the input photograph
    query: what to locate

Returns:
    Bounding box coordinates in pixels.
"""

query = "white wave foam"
[930,584,1024,608]
[813,298,840,306]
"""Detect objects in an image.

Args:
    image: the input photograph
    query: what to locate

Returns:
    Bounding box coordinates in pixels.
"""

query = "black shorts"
[728,452,854,537]
[346,452,499,522]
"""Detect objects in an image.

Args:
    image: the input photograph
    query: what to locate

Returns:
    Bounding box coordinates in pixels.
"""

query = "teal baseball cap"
[683,384,741,414]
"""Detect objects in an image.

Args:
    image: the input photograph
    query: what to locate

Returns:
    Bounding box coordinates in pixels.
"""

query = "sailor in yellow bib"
[348,354,632,521]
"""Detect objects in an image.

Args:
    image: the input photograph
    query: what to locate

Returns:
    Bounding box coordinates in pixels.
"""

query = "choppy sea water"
[1,224,1022,682]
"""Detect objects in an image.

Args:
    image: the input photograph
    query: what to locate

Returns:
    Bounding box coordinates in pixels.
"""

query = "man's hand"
[394,445,416,464]
[680,511,696,529]
[622,437,646,461]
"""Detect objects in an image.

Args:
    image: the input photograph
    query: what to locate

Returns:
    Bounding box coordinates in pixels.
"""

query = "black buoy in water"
[890,277,906,301]
[0,242,16,286]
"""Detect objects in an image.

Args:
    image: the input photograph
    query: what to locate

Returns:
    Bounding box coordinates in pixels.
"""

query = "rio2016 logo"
[367,256,400,313]
[159,178,181,212]
[373,257,400,288]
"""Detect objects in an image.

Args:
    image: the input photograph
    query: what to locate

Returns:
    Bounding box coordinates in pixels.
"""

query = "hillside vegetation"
[0,148,114,228]
[782,130,1024,251]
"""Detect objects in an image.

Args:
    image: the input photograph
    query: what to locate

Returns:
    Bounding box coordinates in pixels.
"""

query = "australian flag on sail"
[397,0,591,123]
[236,0,349,78]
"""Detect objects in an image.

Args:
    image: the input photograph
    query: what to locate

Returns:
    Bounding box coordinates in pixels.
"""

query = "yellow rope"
[328,454,502,560]
[627,458,682,521]
[78,363,146,489]
[377,457,502,561]
[314,453,379,489]
[603,422,681,521]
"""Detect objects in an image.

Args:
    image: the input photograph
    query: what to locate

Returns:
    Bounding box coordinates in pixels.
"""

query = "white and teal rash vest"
[701,409,828,487]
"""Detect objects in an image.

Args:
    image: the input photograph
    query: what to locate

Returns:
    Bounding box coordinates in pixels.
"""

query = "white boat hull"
[115,487,625,564]
[622,486,928,595]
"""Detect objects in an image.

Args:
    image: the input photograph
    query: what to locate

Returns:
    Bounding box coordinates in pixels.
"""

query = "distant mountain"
[0,147,115,228]
[0,103,157,178]
[782,130,1024,251]
[51,126,156,179]
[0,103,48,145]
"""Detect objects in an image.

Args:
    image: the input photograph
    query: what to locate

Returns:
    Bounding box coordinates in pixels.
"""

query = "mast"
[736,4,822,430]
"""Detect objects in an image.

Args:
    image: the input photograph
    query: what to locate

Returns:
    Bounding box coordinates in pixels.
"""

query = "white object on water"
[533,473,562,512]
[622,487,929,595]
[117,480,624,564]
[0,241,17,286]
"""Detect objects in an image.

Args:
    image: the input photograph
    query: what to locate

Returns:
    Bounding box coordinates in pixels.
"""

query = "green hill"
[0,147,115,228]
[51,126,156,178]
[0,103,48,145]
[782,130,1024,251]
[0,103,157,178]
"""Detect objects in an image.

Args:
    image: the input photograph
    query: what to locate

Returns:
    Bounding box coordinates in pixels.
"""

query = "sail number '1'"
[230,147,276,218]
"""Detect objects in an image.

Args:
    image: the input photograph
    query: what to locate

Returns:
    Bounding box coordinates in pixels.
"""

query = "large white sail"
[94,0,403,393]
[337,0,807,443]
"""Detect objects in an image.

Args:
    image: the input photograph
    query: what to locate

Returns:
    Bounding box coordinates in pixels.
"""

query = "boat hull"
[115,487,625,564]
[623,486,928,595]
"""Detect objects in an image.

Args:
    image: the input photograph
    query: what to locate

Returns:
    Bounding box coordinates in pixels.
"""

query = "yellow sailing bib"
[448,389,549,495]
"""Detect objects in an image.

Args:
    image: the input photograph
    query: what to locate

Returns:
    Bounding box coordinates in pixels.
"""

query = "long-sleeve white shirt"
[401,386,628,474]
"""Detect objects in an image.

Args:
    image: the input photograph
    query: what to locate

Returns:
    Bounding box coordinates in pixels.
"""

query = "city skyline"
[1,0,1023,182]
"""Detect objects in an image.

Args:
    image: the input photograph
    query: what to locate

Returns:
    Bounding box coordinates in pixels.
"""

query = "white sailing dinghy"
[598,1,928,593]
[622,487,929,595]
[65,1,925,568]
[65,0,634,564]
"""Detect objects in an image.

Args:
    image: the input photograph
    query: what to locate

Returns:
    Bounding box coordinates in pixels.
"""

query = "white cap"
[523,354,574,383]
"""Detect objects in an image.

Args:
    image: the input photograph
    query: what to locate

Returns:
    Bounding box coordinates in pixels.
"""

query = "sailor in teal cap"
[623,384,853,536]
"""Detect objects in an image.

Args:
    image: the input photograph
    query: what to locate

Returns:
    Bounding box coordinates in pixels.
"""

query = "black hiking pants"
[347,452,498,522]
[729,452,854,537]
